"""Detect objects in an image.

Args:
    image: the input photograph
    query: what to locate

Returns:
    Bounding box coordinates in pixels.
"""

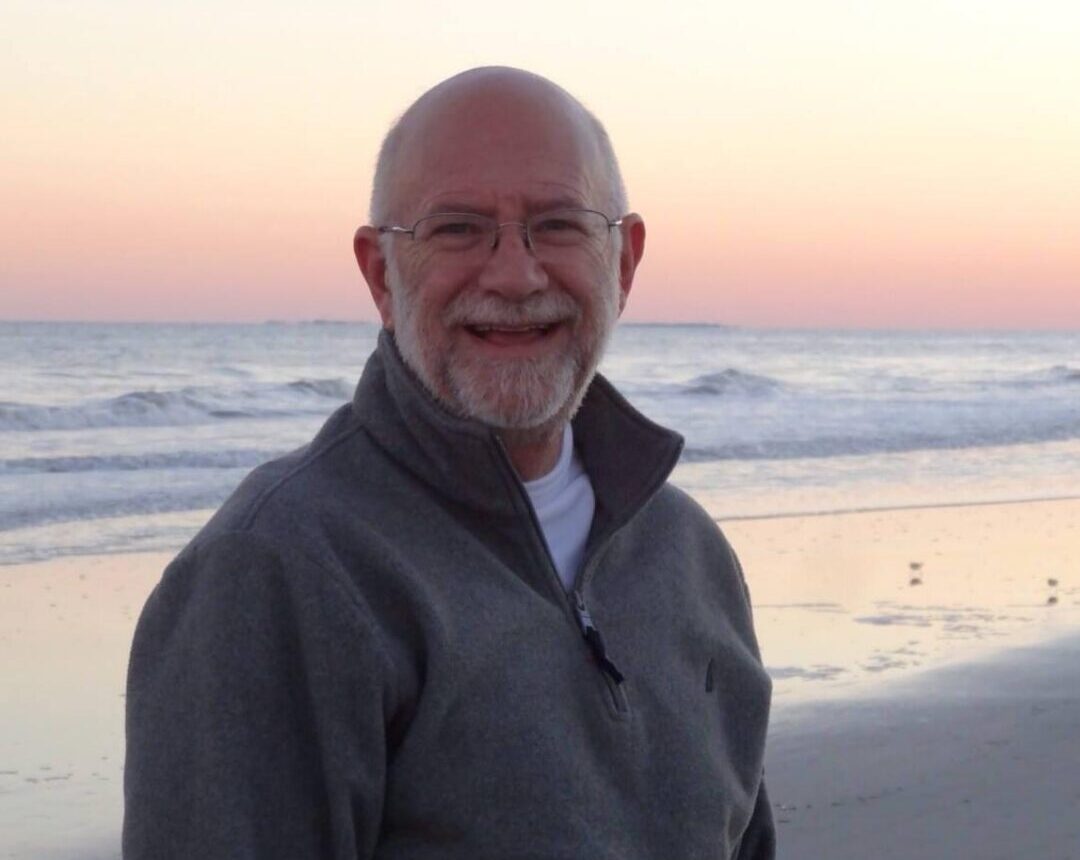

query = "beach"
[765,635,1080,858]
[0,553,156,860]
[723,498,1080,858]
[2,498,1077,858]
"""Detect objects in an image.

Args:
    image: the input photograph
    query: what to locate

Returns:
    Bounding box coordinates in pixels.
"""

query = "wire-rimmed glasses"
[377,208,623,258]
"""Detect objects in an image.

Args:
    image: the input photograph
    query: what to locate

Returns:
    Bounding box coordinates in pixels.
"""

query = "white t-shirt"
[522,423,596,592]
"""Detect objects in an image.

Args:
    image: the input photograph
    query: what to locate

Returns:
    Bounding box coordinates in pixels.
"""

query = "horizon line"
[2,318,1079,335]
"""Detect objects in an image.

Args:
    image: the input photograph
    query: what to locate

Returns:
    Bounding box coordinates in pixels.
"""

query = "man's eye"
[431,221,484,236]
[532,217,581,233]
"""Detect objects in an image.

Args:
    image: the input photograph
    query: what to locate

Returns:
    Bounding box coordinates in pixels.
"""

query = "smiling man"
[356,70,634,482]
[124,67,775,859]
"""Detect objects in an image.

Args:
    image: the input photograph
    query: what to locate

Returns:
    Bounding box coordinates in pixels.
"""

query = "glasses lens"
[528,209,609,249]
[414,213,492,251]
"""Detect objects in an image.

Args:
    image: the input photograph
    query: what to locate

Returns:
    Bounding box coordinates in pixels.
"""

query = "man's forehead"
[403,68,590,143]
[386,70,605,218]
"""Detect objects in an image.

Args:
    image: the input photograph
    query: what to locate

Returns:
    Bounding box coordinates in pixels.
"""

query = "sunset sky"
[3,0,1078,328]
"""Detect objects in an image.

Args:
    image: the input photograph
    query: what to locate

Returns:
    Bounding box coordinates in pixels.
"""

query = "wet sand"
[727,498,1080,858]
[0,552,164,860]
[722,497,1080,701]
[1,498,1078,858]
[765,633,1080,858]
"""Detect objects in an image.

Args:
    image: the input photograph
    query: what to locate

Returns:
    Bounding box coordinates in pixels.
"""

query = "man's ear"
[616,214,646,314]
[353,226,395,329]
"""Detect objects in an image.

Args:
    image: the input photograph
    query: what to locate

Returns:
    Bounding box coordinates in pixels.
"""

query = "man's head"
[354,67,645,444]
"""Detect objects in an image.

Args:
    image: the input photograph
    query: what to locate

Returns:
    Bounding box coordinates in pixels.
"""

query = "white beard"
[388,260,621,432]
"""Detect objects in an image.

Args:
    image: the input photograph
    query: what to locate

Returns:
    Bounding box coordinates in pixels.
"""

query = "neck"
[498,423,565,481]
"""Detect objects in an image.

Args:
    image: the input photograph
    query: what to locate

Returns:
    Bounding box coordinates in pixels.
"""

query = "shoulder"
[131,525,398,725]
[651,481,718,524]
[617,481,753,603]
[145,528,378,646]
[141,401,390,626]
[191,402,380,552]
[642,482,738,556]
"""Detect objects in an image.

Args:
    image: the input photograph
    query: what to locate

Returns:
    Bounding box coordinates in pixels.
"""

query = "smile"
[464,322,561,343]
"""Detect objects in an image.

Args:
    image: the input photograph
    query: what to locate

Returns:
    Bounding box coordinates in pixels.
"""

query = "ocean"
[2,321,1079,565]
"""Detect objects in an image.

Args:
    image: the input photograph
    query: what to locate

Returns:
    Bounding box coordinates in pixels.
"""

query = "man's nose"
[476,223,549,297]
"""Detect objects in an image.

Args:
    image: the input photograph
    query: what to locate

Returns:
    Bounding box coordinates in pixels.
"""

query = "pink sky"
[3,1,1078,328]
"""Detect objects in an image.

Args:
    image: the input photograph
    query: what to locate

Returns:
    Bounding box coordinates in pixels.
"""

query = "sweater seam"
[236,419,369,533]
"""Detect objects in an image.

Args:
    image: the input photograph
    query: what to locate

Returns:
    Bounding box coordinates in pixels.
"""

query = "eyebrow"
[419,197,588,219]
[420,202,489,217]
[529,197,588,213]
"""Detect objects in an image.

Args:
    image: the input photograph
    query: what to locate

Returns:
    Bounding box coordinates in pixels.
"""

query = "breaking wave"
[0,449,281,476]
[683,369,786,397]
[1000,365,1080,389]
[0,377,352,432]
[681,422,1080,463]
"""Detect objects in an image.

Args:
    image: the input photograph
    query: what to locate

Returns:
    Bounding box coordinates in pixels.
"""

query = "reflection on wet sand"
[720,497,1080,702]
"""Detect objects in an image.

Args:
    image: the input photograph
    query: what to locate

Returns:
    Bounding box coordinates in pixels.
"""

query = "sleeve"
[123,531,393,860]
[721,533,776,858]
[733,774,777,860]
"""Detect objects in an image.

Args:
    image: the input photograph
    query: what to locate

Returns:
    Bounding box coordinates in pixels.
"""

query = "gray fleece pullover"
[123,332,775,859]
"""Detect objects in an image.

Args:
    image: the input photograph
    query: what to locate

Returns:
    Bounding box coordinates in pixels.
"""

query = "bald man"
[124,68,775,859]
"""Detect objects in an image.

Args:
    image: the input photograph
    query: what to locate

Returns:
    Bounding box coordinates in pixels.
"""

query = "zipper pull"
[572,590,626,685]
[572,589,594,631]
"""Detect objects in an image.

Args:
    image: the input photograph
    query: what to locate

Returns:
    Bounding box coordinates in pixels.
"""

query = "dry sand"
[0,499,1077,858]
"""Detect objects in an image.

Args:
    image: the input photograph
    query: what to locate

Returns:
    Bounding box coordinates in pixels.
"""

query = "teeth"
[470,323,553,333]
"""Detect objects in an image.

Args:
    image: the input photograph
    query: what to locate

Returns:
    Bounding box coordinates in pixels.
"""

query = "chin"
[446,353,582,430]
[389,276,619,432]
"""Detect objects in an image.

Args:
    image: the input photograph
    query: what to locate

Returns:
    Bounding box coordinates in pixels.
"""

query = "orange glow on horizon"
[3,1,1078,328]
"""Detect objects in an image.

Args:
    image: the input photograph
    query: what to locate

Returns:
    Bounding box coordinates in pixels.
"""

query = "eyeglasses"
[377,208,623,258]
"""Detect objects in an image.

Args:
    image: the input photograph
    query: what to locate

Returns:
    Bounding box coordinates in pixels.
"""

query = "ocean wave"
[681,423,1080,463]
[684,369,785,397]
[647,363,1080,401]
[0,449,280,476]
[1001,365,1080,389]
[0,377,352,432]
[0,484,234,534]
[286,378,353,398]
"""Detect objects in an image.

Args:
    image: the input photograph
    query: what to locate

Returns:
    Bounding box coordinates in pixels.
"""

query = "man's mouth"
[464,322,561,345]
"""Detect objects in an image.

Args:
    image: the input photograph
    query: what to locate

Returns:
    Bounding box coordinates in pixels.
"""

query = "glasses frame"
[376,208,624,254]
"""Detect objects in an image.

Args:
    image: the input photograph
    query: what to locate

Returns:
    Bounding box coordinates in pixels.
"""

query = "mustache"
[443,292,581,328]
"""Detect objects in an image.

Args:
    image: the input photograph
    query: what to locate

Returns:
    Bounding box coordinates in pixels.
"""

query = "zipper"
[492,435,629,715]
[572,537,630,715]
[572,589,625,685]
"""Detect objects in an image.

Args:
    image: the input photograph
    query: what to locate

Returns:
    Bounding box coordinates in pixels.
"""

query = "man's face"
[374,84,634,434]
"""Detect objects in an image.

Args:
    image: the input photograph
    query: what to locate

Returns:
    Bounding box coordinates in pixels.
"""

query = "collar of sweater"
[351,330,684,543]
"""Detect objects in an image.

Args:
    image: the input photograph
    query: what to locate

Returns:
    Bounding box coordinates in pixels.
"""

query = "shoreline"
[6,490,1080,569]
[716,491,1080,524]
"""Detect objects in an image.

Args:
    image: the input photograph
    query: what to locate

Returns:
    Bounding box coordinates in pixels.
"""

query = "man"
[124,67,774,859]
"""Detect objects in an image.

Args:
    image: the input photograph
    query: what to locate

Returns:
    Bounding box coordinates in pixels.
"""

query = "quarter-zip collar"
[352,330,684,533]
